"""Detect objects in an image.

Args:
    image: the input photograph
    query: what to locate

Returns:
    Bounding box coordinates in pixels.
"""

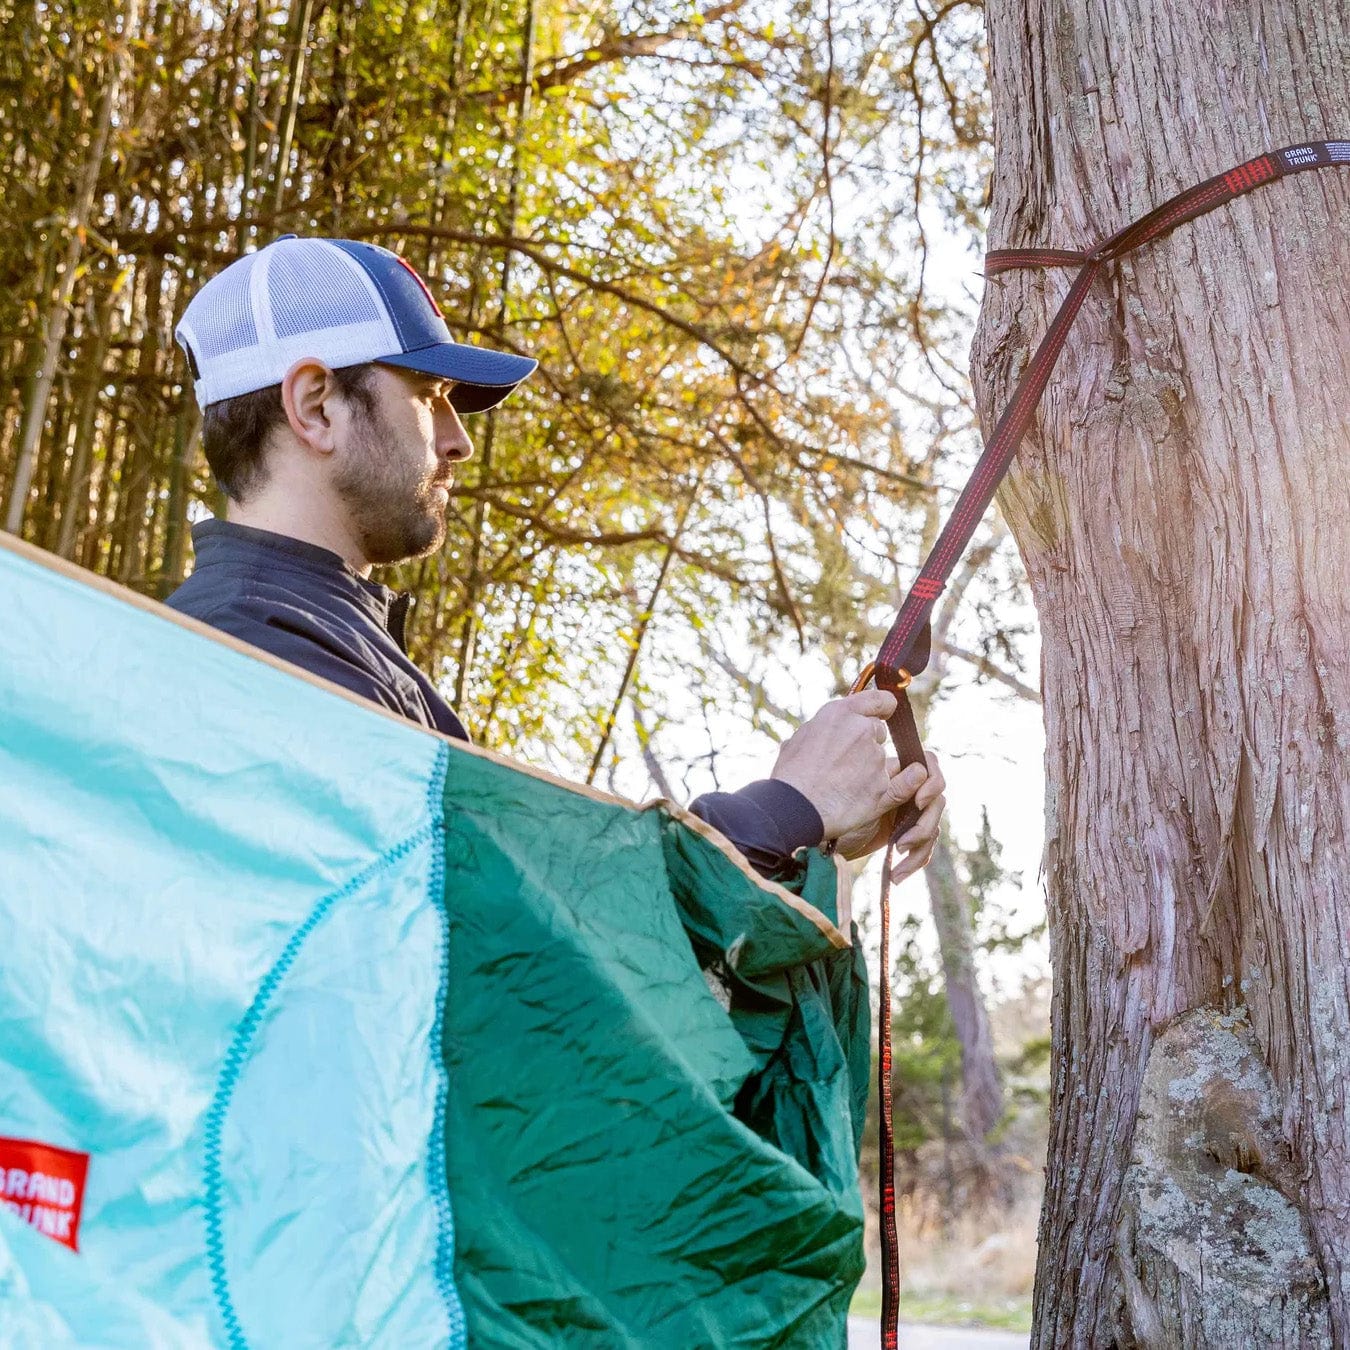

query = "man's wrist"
[730,779,825,854]
[688,778,825,875]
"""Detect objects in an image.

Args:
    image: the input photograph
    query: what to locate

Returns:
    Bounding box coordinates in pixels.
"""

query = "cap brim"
[376,342,538,414]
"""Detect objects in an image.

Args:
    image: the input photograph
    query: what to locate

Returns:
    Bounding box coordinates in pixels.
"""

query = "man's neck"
[225,495,372,577]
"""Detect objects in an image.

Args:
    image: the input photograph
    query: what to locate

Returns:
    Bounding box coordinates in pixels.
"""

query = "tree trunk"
[927,830,1004,1145]
[972,4,1350,1345]
[269,0,316,218]
[158,401,201,596]
[116,256,166,588]
[55,292,116,560]
[451,0,538,713]
[910,613,1010,1158]
[238,0,266,253]
[4,0,136,536]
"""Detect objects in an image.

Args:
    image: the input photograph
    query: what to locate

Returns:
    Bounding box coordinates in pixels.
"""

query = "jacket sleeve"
[688,779,824,877]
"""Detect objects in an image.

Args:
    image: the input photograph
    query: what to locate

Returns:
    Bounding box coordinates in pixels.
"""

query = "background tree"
[974,2,1350,1344]
[3,0,1057,1313]
[873,812,1039,1168]
[0,0,1001,773]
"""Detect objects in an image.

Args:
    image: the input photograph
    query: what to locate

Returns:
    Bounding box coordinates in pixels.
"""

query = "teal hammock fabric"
[0,536,868,1348]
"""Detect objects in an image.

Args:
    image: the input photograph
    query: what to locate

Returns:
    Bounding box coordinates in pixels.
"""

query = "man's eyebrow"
[411,373,456,396]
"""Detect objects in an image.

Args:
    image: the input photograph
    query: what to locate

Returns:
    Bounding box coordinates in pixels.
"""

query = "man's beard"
[332,405,451,566]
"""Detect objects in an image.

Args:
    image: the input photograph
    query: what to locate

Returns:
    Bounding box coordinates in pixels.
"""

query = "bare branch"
[466,2,751,105]
[631,697,676,799]
[934,638,1040,702]
[696,634,799,734]
[791,0,838,354]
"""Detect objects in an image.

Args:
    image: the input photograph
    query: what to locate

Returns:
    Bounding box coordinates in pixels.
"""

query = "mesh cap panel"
[269,244,383,339]
[189,255,259,361]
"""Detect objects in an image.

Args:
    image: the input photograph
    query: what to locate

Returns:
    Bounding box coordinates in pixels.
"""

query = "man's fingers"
[915,751,947,808]
[890,802,943,880]
[915,773,945,809]
[879,753,947,881]
[842,688,898,720]
[890,840,937,882]
[886,759,928,803]
[896,794,945,850]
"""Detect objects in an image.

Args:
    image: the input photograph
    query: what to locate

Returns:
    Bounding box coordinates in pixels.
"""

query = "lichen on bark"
[1118,1007,1330,1347]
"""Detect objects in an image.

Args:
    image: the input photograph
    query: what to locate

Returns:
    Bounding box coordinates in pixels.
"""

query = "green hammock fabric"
[439,754,869,1347]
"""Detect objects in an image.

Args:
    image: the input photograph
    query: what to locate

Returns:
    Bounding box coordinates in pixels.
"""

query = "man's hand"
[834,750,947,875]
[769,691,945,867]
[770,690,901,838]
[770,690,946,874]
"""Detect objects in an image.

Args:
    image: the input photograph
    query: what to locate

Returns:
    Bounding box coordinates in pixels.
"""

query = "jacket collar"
[188,519,397,613]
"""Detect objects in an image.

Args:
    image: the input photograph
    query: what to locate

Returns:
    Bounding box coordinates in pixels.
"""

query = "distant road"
[847,1318,1030,1350]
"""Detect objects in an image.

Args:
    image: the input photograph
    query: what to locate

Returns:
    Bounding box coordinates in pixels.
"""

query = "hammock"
[0,534,868,1349]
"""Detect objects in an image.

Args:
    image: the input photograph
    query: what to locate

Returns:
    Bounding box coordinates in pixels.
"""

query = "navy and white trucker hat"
[175,235,537,414]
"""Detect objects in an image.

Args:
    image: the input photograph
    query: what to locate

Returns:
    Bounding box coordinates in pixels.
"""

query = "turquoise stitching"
[201,822,437,1350]
[424,743,468,1346]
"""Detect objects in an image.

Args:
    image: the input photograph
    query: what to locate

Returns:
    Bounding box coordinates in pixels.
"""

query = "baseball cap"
[174,235,538,414]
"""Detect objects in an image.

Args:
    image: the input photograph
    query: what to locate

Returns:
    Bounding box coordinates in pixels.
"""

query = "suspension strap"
[867,138,1349,1350]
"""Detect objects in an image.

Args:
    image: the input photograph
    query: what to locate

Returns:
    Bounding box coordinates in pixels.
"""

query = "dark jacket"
[167,521,823,874]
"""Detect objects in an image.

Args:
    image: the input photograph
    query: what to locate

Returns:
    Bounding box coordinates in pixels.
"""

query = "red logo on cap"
[0,1136,90,1252]
[394,255,444,320]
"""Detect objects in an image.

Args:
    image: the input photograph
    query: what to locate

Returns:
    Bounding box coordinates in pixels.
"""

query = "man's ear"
[280,360,339,456]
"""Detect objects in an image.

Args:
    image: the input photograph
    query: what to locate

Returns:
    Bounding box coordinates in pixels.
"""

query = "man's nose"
[436,402,474,462]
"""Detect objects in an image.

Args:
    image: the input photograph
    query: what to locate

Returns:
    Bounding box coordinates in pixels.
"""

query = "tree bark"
[1120,1007,1330,1346]
[973,4,1350,1345]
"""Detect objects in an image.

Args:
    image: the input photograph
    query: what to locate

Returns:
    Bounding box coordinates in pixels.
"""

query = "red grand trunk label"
[0,1136,90,1251]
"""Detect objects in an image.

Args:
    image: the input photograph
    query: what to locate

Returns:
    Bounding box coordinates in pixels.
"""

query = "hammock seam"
[425,742,468,1347]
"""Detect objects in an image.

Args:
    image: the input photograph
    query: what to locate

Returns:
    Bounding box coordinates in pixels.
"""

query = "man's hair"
[201,362,379,502]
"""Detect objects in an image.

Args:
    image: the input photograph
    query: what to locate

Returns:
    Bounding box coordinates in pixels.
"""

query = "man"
[167,235,945,877]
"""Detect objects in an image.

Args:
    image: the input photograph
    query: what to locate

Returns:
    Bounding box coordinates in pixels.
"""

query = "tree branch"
[934,638,1040,702]
[466,2,751,106]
